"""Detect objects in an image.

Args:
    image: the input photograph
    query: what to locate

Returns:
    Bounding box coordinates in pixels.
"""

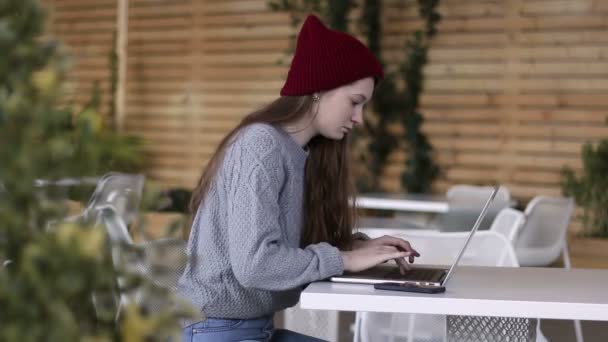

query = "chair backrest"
[440,185,511,232]
[517,196,574,248]
[446,184,510,200]
[514,196,574,267]
[489,207,525,243]
[86,173,145,226]
[95,205,193,318]
[96,205,134,245]
[92,205,133,320]
[45,173,144,232]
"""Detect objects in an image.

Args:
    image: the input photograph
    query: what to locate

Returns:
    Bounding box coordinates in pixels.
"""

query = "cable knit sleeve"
[225,128,344,291]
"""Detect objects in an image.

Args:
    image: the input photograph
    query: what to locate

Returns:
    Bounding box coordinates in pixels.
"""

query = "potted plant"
[561,139,608,268]
[0,1,195,339]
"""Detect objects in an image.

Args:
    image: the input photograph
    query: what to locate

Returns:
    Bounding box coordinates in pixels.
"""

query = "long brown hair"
[189,95,356,250]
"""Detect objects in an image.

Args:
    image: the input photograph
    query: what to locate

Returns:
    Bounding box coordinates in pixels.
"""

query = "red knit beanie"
[280,15,384,96]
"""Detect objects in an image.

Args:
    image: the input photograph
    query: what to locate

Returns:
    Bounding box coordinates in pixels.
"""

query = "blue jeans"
[182,315,327,342]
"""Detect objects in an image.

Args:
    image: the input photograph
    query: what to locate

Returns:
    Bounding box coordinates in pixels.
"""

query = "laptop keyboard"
[385,268,441,281]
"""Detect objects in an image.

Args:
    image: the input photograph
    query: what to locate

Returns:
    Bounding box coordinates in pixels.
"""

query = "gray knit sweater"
[177,123,345,320]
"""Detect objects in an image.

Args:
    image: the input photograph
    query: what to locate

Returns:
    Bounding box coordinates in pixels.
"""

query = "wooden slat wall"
[43,0,288,187]
[44,0,116,115]
[380,0,608,203]
[125,0,198,184]
[44,0,607,212]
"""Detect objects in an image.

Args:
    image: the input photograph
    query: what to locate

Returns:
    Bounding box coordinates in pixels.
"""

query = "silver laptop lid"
[441,186,499,286]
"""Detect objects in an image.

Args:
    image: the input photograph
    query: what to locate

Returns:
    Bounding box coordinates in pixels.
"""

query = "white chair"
[446,184,511,201]
[85,172,145,226]
[514,196,574,267]
[437,185,512,232]
[46,172,145,230]
[282,305,339,341]
[95,206,195,321]
[94,205,134,321]
[490,207,525,243]
[514,196,582,342]
[354,229,548,342]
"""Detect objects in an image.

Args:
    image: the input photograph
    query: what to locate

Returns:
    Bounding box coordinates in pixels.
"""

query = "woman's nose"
[352,109,364,125]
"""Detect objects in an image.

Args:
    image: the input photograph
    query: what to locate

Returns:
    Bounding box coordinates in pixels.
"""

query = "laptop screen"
[440,186,499,286]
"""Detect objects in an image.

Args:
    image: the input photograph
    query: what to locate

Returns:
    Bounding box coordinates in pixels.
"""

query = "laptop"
[329,186,499,287]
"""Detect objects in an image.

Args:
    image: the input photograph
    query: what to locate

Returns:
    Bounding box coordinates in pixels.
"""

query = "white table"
[356,193,449,213]
[301,266,608,321]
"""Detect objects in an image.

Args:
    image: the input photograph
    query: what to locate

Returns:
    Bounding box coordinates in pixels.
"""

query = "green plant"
[62,27,144,179]
[360,0,440,193]
[268,0,354,60]
[49,21,144,204]
[561,140,608,238]
[398,0,441,193]
[268,0,353,32]
[76,34,144,175]
[0,0,193,339]
[356,0,403,192]
[269,0,441,194]
[109,31,119,129]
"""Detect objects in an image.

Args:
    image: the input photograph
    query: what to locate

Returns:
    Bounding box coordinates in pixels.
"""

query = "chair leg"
[536,319,548,342]
[353,312,361,342]
[562,243,572,269]
[574,320,584,342]
[388,314,399,342]
[407,314,416,342]
[562,243,584,342]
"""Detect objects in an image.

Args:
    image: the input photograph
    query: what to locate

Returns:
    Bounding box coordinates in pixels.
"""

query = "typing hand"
[341,245,413,273]
[352,235,420,273]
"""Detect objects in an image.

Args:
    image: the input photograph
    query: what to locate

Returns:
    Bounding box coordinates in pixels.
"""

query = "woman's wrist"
[351,231,371,250]
[340,251,352,271]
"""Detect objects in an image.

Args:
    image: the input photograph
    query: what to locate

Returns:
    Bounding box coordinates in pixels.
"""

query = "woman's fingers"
[378,236,420,263]
[380,249,411,271]
[379,245,411,272]
[341,245,413,273]
[374,238,417,272]
[394,256,411,273]
[387,251,411,263]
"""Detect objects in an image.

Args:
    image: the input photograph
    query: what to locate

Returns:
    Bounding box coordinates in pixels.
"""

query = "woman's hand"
[348,235,420,273]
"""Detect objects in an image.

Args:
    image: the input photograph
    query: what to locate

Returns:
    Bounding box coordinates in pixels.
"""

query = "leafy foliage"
[398,0,441,193]
[562,140,608,238]
[361,0,441,193]
[268,0,353,32]
[0,1,193,340]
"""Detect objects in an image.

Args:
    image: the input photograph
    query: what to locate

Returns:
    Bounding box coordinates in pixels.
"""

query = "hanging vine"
[356,0,399,191]
[399,0,441,193]
[269,0,441,194]
[268,0,353,43]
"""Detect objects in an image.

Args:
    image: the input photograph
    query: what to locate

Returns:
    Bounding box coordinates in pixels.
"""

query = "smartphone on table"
[374,282,446,294]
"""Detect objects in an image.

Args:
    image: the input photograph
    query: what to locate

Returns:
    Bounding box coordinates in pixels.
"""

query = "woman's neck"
[281,118,317,147]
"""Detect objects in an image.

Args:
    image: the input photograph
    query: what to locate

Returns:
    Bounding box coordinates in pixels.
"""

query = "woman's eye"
[351,100,359,106]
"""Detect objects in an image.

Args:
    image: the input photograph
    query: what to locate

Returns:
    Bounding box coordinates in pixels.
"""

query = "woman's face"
[313,77,375,140]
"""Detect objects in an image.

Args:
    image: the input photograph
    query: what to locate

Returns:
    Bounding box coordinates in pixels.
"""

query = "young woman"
[178,14,419,342]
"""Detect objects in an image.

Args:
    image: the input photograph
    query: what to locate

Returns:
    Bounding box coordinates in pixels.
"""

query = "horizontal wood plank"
[43,0,608,233]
